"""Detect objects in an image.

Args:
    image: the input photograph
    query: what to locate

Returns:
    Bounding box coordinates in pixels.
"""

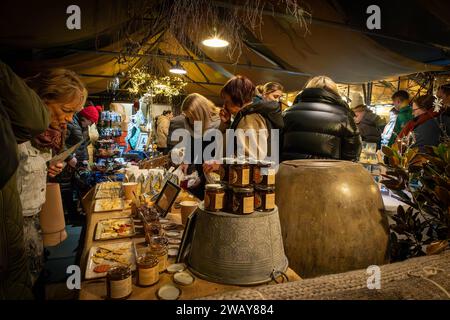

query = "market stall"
[79,162,300,300]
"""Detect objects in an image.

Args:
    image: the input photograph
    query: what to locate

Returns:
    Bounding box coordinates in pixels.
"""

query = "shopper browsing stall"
[281,76,362,161]
[179,93,221,199]
[396,95,450,152]
[260,82,285,103]
[156,110,173,154]
[350,92,385,147]
[215,75,284,161]
[17,68,87,289]
[381,90,413,147]
[0,60,50,300]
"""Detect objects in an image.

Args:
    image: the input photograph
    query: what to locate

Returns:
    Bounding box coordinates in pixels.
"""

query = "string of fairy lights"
[126,67,187,98]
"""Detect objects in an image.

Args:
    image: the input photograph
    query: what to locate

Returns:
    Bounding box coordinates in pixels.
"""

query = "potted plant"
[381,142,450,261]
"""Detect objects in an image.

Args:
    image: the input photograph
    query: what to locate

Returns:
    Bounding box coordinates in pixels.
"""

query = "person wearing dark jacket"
[350,92,385,146]
[66,105,100,164]
[60,105,99,216]
[0,60,50,299]
[167,114,192,150]
[282,76,362,161]
[396,95,450,153]
[218,75,284,160]
[179,93,221,200]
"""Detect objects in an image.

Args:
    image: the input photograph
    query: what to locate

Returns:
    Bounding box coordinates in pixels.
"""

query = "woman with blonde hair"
[182,93,221,133]
[17,68,87,291]
[282,75,361,161]
[178,93,221,199]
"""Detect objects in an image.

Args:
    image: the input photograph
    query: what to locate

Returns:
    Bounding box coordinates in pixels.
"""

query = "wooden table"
[79,188,301,300]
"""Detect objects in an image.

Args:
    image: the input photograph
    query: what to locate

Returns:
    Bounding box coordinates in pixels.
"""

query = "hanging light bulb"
[202,37,229,48]
[169,62,187,75]
[202,27,229,48]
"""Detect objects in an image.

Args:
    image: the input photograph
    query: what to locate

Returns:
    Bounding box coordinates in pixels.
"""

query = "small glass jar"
[232,187,254,215]
[254,186,276,212]
[219,158,235,183]
[229,161,251,187]
[149,245,169,273]
[143,211,162,243]
[149,235,169,249]
[106,265,133,300]
[253,161,275,186]
[204,184,225,212]
[136,253,159,287]
[222,183,233,213]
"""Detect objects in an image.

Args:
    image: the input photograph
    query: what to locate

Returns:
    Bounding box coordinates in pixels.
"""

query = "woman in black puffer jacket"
[281,76,362,161]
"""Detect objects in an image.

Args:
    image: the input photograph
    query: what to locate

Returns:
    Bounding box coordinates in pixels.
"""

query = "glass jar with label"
[149,244,168,273]
[222,183,233,213]
[253,161,275,186]
[204,184,225,212]
[219,158,235,183]
[254,186,276,212]
[136,253,159,287]
[106,265,133,300]
[232,187,254,215]
[229,161,250,187]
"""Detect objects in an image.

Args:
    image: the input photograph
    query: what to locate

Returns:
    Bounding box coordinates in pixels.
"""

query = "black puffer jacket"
[356,107,385,144]
[282,88,362,161]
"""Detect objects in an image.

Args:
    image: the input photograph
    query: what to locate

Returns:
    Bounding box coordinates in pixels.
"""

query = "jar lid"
[107,265,131,277]
[150,235,169,247]
[233,187,254,193]
[205,184,224,191]
[137,254,158,267]
[149,246,168,255]
[255,185,275,191]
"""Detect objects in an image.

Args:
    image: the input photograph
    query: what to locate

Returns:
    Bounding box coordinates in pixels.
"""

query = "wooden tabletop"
[79,187,301,300]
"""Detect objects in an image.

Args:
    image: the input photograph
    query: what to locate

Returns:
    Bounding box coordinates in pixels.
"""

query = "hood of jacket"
[232,100,284,130]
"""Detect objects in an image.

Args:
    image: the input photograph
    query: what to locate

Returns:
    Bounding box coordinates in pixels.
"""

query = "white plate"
[165,231,181,238]
[94,198,124,212]
[173,271,194,286]
[162,223,179,230]
[85,241,137,279]
[94,217,135,241]
[168,238,181,245]
[157,284,181,300]
[167,263,186,273]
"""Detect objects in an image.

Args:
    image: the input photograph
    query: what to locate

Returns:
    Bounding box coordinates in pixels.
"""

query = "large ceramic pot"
[276,160,389,278]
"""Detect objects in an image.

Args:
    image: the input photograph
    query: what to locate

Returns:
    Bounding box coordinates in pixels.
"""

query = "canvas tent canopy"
[0,0,448,104]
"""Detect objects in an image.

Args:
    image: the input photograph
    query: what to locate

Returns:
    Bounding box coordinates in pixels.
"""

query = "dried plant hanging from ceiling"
[112,0,311,63]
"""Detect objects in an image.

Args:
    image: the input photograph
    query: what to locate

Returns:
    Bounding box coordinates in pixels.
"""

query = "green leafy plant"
[381,143,450,261]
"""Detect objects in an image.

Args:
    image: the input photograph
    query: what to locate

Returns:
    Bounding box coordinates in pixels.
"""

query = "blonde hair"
[263,82,284,94]
[181,93,220,133]
[26,68,87,107]
[304,76,339,96]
